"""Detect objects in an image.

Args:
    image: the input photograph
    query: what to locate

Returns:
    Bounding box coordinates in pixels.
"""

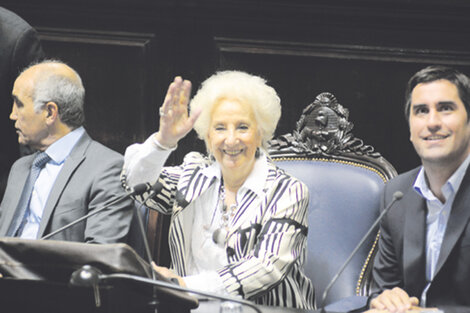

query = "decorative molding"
[216,37,470,65]
[37,27,155,48]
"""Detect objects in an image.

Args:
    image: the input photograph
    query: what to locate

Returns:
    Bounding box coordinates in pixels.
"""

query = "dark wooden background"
[3,0,470,174]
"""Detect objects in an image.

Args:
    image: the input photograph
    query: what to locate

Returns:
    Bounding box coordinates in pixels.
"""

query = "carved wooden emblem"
[269,92,380,158]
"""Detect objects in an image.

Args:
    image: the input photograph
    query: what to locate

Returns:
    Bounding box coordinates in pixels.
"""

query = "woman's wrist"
[153,132,177,151]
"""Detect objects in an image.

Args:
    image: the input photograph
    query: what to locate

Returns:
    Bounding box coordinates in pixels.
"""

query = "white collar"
[200,151,269,198]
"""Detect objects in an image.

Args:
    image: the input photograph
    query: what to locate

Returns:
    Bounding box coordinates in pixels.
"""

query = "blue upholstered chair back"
[269,92,396,307]
[274,158,385,306]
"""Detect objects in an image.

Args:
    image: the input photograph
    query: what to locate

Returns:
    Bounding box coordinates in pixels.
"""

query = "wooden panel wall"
[37,28,156,153]
[3,0,470,174]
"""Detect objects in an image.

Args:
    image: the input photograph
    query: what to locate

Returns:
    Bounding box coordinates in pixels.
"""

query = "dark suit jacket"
[0,7,44,199]
[372,167,470,312]
[0,132,134,243]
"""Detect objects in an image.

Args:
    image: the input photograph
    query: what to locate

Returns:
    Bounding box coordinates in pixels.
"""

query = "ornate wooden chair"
[268,92,397,308]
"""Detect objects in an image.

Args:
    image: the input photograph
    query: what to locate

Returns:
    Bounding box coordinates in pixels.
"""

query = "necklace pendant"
[212,227,228,247]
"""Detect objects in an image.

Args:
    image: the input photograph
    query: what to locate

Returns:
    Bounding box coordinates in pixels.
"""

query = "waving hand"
[155,76,201,148]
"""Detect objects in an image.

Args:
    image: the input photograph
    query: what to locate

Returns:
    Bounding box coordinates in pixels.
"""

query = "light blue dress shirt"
[19,127,85,239]
[413,153,470,306]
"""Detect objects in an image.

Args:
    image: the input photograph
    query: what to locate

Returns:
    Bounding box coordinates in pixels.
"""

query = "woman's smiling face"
[207,98,262,179]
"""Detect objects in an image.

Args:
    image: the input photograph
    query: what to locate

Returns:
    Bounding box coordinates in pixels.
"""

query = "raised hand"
[155,76,201,148]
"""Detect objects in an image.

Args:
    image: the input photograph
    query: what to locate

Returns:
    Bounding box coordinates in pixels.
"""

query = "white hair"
[190,71,281,149]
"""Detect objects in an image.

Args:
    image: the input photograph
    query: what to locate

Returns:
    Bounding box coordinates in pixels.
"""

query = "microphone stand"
[320,191,403,313]
[40,187,143,240]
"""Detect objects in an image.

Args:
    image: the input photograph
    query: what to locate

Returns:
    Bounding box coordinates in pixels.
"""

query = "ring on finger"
[159,107,166,117]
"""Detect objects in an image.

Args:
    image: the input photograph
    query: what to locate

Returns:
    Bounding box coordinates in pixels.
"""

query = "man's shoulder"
[74,132,121,155]
[70,134,124,169]
[87,139,123,157]
[84,139,124,166]
[387,166,420,189]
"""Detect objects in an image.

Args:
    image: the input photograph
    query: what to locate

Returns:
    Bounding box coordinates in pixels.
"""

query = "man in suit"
[369,66,470,313]
[0,7,44,201]
[0,60,133,243]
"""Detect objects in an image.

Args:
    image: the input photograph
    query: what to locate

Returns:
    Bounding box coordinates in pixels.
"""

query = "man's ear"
[45,102,59,124]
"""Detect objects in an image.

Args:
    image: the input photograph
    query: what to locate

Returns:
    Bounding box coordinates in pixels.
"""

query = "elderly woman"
[122,71,314,309]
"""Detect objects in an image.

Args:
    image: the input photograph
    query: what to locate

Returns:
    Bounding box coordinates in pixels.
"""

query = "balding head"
[20,60,85,129]
[26,61,82,85]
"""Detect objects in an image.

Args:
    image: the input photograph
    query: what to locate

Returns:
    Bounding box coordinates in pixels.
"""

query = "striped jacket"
[128,152,314,309]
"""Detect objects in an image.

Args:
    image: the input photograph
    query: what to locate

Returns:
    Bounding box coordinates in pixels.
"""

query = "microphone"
[70,265,262,313]
[40,183,151,240]
[319,191,404,312]
[132,183,153,196]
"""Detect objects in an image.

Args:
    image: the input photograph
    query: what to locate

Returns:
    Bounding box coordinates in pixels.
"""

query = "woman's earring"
[209,153,216,162]
[255,147,260,159]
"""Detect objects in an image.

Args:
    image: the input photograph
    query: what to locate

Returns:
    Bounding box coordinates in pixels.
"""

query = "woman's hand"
[155,76,201,148]
[152,262,186,287]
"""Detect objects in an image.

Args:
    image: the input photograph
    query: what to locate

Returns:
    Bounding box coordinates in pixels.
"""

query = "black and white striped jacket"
[127,152,314,309]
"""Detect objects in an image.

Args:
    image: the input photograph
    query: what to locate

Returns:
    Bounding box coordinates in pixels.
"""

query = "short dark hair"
[404,65,470,120]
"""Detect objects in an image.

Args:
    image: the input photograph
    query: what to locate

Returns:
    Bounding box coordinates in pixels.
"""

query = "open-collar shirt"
[413,153,470,305]
[20,126,85,239]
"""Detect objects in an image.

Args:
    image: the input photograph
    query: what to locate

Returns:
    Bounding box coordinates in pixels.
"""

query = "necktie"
[7,151,51,237]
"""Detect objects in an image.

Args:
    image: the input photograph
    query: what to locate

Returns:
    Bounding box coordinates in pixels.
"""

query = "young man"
[369,66,470,313]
